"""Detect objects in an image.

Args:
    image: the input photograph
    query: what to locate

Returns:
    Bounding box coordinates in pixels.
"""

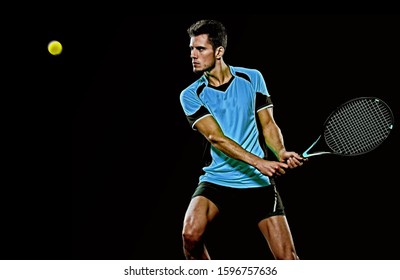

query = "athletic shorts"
[192,181,285,224]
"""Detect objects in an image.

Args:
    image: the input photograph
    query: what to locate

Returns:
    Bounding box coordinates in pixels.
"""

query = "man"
[179,19,306,260]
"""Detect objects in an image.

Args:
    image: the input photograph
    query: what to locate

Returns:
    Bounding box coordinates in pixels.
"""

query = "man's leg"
[182,196,219,259]
[258,215,299,260]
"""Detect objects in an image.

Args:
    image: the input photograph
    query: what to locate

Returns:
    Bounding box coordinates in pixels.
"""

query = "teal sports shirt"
[180,65,274,188]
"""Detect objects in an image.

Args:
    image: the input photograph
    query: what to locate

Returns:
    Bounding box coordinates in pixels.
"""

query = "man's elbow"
[206,133,224,145]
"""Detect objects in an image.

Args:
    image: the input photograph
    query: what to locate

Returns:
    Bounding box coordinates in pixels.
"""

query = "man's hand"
[255,159,289,177]
[280,151,307,169]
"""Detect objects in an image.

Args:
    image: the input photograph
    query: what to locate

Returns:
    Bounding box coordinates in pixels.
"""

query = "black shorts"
[192,181,285,224]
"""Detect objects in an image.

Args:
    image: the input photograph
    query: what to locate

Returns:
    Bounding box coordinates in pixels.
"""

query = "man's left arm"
[257,108,304,168]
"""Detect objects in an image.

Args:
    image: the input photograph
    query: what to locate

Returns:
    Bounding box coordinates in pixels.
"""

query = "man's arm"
[194,115,288,177]
[257,107,304,168]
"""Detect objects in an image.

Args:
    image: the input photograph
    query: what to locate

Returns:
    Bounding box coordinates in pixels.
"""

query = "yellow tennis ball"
[48,40,63,55]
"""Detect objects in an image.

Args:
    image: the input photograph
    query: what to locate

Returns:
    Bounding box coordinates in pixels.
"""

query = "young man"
[179,19,306,260]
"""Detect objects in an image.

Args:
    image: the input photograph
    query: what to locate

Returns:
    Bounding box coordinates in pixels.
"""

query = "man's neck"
[204,61,232,87]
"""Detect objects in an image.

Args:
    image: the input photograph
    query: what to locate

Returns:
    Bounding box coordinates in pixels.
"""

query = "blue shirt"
[180,65,273,188]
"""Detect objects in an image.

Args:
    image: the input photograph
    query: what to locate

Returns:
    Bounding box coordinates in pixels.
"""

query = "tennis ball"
[48,40,63,55]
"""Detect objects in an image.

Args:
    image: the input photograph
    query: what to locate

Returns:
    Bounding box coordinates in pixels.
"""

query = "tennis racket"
[302,97,394,158]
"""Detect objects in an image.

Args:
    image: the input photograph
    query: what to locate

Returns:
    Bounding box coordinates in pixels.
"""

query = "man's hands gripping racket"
[302,97,394,159]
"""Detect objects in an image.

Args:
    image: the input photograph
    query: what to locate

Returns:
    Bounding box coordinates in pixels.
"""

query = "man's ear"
[216,46,225,59]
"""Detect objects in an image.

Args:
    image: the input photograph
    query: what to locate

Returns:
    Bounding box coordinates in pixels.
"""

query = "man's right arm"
[194,115,288,177]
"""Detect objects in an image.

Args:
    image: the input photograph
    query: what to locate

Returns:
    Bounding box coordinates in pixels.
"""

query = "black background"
[8,14,399,260]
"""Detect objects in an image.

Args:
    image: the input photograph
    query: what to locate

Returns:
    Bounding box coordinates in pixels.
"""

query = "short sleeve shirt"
[179,65,273,188]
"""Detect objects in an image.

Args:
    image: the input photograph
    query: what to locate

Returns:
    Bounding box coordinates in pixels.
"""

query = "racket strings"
[324,98,393,155]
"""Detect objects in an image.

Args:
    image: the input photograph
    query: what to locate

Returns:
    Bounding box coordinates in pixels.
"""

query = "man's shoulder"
[180,76,206,96]
[231,65,261,76]
[230,65,263,83]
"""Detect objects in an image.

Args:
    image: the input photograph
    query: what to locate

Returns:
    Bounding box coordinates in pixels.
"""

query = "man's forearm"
[209,135,263,167]
[263,125,286,160]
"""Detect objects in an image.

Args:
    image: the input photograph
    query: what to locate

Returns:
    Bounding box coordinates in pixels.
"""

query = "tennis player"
[179,19,306,260]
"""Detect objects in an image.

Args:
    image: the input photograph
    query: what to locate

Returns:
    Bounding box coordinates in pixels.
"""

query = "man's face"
[189,34,216,73]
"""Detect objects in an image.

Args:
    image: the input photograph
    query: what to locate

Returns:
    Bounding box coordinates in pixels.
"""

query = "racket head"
[322,96,394,156]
